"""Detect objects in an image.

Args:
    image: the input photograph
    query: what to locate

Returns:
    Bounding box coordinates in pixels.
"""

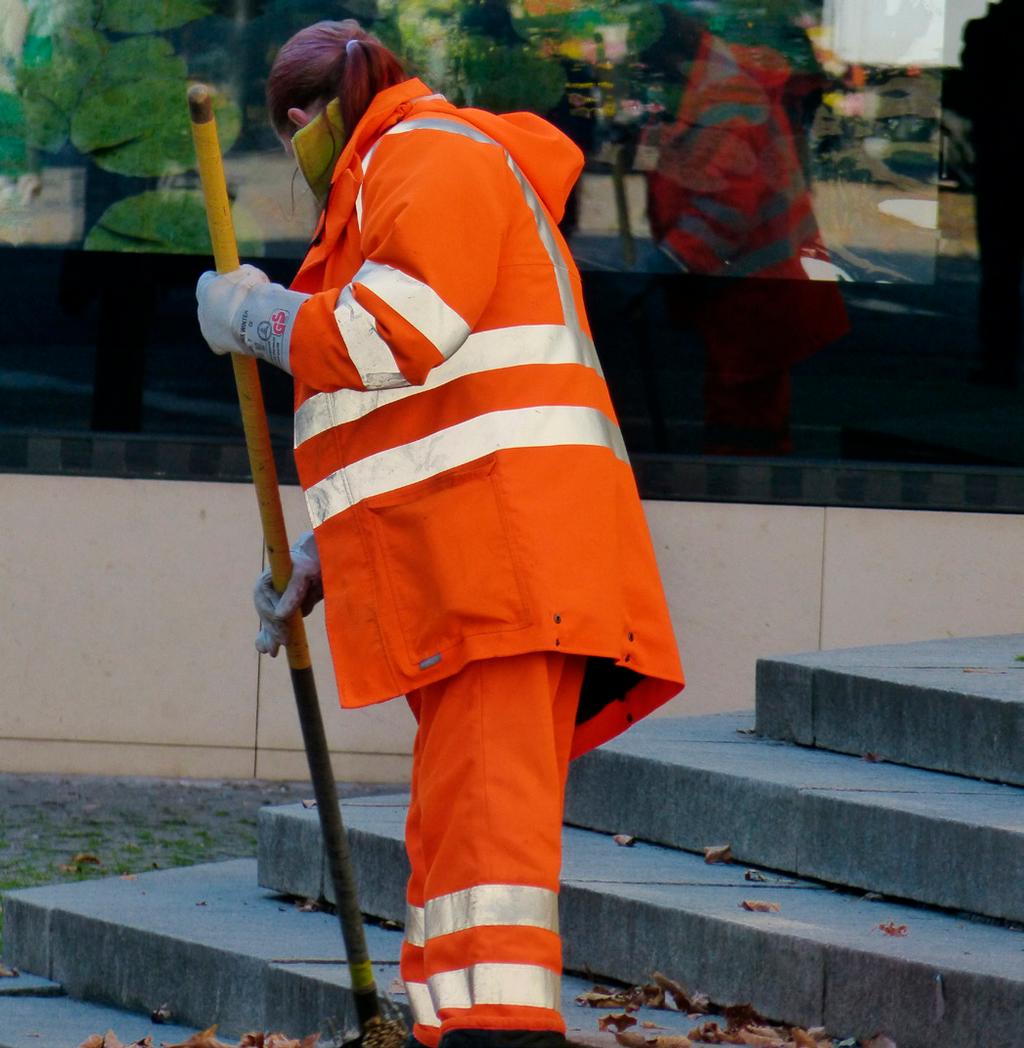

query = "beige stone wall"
[2,474,1022,779]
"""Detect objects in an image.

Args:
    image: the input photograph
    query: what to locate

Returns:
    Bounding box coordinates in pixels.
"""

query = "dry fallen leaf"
[790,1029,818,1048]
[636,983,665,1010]
[0,963,19,977]
[724,1003,761,1029]
[613,1033,648,1048]
[640,1022,664,1030]
[266,1035,319,1048]
[161,1025,234,1048]
[703,845,733,865]
[576,989,629,1008]
[599,1012,638,1032]
[862,1036,898,1048]
[687,1021,727,1043]
[61,852,103,873]
[736,1029,784,1047]
[740,900,781,913]
[743,871,768,883]
[613,834,637,847]
[654,1038,693,1048]
[876,922,908,937]
[77,1034,128,1048]
[297,898,323,912]
[862,752,881,763]
[120,874,137,881]
[653,972,709,1014]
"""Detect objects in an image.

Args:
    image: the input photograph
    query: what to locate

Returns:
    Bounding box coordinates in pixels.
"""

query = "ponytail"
[267,20,407,138]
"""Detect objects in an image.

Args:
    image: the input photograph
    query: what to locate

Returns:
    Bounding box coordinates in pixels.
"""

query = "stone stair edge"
[258,802,1024,976]
[566,713,1024,924]
[259,726,1024,926]
[5,848,1024,1047]
[753,633,1024,668]
[753,636,1024,787]
[0,864,721,1048]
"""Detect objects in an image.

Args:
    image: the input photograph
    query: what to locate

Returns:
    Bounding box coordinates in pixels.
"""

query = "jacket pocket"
[364,459,530,669]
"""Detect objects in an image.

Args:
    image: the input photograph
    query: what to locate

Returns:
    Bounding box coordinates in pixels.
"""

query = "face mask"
[291,97,346,206]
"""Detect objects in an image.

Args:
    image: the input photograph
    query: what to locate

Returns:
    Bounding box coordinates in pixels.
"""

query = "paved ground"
[0,772,395,953]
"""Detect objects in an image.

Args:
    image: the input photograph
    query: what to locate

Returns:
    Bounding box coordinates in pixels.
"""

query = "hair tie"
[346,38,361,56]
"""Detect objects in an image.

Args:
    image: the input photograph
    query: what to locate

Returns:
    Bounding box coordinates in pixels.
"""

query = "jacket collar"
[332,77,438,186]
[293,78,439,285]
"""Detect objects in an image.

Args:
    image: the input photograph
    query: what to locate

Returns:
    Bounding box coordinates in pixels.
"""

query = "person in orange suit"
[643,10,848,454]
[195,21,684,1048]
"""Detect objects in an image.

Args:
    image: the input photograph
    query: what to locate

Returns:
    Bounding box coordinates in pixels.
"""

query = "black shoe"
[441,1031,568,1048]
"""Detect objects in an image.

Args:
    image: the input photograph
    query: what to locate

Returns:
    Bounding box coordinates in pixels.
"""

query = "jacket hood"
[344,79,584,224]
[432,104,585,224]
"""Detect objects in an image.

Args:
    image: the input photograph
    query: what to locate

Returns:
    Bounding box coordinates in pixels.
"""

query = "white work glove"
[253,530,323,656]
[196,264,310,373]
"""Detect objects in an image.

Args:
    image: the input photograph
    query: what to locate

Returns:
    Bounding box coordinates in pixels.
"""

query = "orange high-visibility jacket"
[647,32,822,281]
[288,78,684,757]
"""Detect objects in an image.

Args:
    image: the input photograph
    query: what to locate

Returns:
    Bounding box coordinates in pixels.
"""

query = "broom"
[187,83,407,1048]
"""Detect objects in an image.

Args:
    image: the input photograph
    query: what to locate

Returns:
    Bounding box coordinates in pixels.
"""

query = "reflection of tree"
[12,0,245,251]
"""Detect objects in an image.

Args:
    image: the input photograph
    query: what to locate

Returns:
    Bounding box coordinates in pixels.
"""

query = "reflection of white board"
[824,0,988,67]
[0,0,30,92]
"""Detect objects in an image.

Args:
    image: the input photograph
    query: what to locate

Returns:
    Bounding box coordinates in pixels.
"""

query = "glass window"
[1,0,1020,481]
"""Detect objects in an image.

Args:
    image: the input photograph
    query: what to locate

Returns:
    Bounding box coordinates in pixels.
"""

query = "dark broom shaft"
[291,663,381,1030]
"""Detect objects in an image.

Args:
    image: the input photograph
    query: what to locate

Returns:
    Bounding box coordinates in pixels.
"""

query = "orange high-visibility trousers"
[400,652,587,1046]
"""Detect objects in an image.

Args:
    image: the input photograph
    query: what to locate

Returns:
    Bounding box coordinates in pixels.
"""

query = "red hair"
[266,20,407,137]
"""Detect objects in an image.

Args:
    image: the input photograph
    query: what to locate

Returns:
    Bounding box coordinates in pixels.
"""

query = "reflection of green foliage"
[0,92,27,176]
[85,190,262,254]
[70,39,240,176]
[98,0,213,34]
[511,0,664,54]
[666,0,819,73]
[457,38,565,112]
[10,0,247,251]
[21,32,241,176]
[17,28,107,153]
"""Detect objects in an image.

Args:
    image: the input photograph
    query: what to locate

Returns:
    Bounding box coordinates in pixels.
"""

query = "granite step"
[562,712,1024,923]
[0,991,206,1048]
[0,861,710,1047]
[257,798,1024,1048]
[755,634,1024,785]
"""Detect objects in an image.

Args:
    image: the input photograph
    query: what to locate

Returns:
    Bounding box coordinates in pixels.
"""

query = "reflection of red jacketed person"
[647,32,823,279]
[195,21,684,1048]
[645,28,848,454]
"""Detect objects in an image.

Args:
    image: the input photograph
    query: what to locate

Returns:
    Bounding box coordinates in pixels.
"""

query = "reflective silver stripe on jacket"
[382,117,586,341]
[404,979,441,1028]
[406,903,426,949]
[428,963,560,1011]
[425,884,558,941]
[304,405,627,528]
[333,284,408,390]
[352,259,471,360]
[295,324,601,449]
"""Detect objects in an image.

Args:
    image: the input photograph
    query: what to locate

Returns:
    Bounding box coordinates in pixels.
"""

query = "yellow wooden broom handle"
[188,84,312,672]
